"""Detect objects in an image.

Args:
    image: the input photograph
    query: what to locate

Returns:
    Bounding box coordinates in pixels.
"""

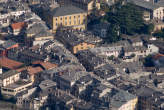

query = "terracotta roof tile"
[11,22,25,30]
[32,61,57,70]
[153,54,164,60]
[27,66,43,75]
[0,57,23,69]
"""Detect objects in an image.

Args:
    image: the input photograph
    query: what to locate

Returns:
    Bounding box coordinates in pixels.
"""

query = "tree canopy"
[153,29,164,39]
[100,2,154,43]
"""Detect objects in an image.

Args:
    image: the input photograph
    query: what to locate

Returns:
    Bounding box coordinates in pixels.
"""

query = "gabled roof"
[110,90,136,108]
[72,0,93,4]
[127,0,161,10]
[11,22,25,30]
[32,61,58,70]
[27,66,43,75]
[0,57,23,70]
[2,40,18,49]
[0,70,19,79]
[52,6,86,17]
[26,23,48,35]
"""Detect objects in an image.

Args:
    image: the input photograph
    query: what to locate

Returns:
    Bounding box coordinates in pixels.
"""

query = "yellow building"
[49,6,87,33]
[71,0,101,14]
[56,29,95,54]
[56,0,101,14]
[151,20,164,32]
[72,42,95,54]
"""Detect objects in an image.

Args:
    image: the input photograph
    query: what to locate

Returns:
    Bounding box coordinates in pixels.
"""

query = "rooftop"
[27,66,43,75]
[4,80,32,89]
[52,6,86,17]
[2,40,18,49]
[0,70,19,79]
[32,61,58,70]
[60,71,89,82]
[39,80,56,90]
[110,90,136,109]
[127,0,161,10]
[0,57,23,70]
[11,22,25,30]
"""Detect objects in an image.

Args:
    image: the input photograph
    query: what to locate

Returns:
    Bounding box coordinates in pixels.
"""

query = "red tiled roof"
[11,22,25,30]
[0,57,23,69]
[32,61,58,70]
[16,67,26,72]
[153,54,164,60]
[27,66,43,75]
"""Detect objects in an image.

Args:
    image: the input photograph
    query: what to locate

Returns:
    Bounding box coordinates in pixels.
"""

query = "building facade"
[48,6,87,33]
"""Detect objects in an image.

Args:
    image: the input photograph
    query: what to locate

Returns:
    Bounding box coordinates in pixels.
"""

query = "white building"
[128,0,164,21]
[90,46,122,57]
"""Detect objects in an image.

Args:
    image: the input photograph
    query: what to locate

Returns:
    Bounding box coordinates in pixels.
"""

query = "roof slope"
[52,6,86,17]
[0,57,23,69]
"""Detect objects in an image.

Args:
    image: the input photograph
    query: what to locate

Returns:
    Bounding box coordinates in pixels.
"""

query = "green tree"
[147,23,154,34]
[103,3,145,35]
[108,55,115,60]
[106,24,121,43]
[142,23,154,35]
[115,4,144,34]
[143,55,154,67]
[153,29,164,39]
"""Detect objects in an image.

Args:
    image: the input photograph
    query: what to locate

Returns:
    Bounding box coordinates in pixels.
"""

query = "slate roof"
[110,90,136,108]
[72,0,93,4]
[26,23,48,35]
[2,40,18,49]
[39,80,56,90]
[52,6,86,17]
[127,0,161,10]
[0,70,19,79]
[60,71,88,83]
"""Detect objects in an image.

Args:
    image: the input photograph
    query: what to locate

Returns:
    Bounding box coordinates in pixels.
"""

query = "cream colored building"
[48,6,87,33]
[1,80,33,96]
[0,70,33,96]
[0,70,20,87]
[110,91,138,110]
[118,98,138,110]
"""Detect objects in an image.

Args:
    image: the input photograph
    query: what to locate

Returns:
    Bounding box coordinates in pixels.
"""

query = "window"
[65,17,67,20]
[69,16,71,19]
[69,21,71,25]
[60,18,62,20]
[56,18,58,21]
[78,15,80,18]
[74,16,76,18]
[74,20,76,24]
[65,22,67,25]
